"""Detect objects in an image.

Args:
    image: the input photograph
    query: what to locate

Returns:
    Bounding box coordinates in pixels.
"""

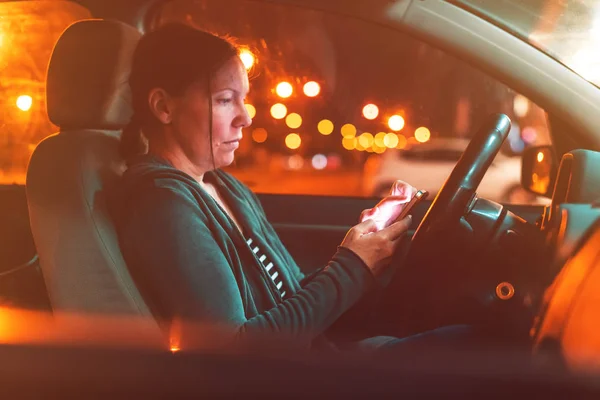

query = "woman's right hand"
[340,216,412,277]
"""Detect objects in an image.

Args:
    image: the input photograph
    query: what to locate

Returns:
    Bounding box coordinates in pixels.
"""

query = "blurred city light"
[342,137,357,150]
[16,95,32,111]
[252,128,268,143]
[239,50,255,70]
[303,81,321,97]
[384,133,399,148]
[285,133,302,149]
[286,113,303,129]
[341,123,357,138]
[415,127,431,143]
[276,81,293,98]
[396,134,407,149]
[388,115,405,131]
[358,132,374,148]
[244,103,256,119]
[513,95,529,118]
[362,104,379,120]
[373,145,386,154]
[270,103,287,119]
[312,154,327,170]
[287,154,304,170]
[537,151,545,163]
[318,119,334,135]
[374,132,386,147]
[522,126,537,143]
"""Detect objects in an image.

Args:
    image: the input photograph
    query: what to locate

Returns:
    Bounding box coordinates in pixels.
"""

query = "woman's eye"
[217,98,233,104]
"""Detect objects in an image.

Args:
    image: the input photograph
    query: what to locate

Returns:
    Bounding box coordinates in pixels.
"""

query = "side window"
[158,0,551,204]
[0,1,91,184]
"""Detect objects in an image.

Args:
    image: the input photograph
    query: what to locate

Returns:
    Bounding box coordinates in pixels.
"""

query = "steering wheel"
[411,113,512,248]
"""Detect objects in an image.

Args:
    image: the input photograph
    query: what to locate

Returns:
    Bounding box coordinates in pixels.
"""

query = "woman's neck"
[147,146,209,185]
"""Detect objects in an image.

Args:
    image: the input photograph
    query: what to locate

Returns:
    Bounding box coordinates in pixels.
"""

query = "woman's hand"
[340,216,412,277]
[359,180,418,231]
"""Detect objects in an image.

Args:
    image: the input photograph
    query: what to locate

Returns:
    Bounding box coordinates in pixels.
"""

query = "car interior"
[1,0,600,391]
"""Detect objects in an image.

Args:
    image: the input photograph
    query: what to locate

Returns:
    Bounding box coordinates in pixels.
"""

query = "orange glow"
[170,345,181,353]
[374,132,386,147]
[384,133,399,148]
[276,81,293,98]
[285,133,302,149]
[252,128,268,143]
[373,145,386,154]
[303,81,321,97]
[285,113,303,129]
[537,151,545,163]
[342,137,357,150]
[388,115,405,131]
[396,135,407,149]
[362,104,379,120]
[16,95,32,111]
[318,119,334,135]
[270,103,287,119]
[244,103,256,119]
[358,132,374,148]
[239,50,255,70]
[341,123,357,138]
[415,127,431,143]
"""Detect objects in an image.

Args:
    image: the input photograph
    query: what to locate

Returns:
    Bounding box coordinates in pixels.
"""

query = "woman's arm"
[120,185,375,348]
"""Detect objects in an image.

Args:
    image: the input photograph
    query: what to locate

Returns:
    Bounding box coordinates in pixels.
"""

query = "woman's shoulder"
[121,154,199,194]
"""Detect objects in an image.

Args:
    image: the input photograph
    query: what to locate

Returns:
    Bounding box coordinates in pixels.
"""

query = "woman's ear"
[148,88,175,125]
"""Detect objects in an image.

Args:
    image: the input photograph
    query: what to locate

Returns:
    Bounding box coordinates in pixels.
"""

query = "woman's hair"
[120,23,240,161]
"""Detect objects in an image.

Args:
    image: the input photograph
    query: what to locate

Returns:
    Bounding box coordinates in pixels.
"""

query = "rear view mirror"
[521,145,557,198]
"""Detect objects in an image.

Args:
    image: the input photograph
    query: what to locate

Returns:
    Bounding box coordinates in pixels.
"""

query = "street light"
[239,50,255,70]
[362,104,379,120]
[303,81,321,97]
[16,95,32,111]
[276,82,293,98]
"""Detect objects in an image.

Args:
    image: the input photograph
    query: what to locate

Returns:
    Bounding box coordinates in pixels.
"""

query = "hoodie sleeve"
[119,185,375,348]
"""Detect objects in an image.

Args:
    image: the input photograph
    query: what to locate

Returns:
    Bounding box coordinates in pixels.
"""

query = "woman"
[111,23,418,352]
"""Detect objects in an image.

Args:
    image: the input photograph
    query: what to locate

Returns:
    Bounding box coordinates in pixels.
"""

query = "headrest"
[46,19,141,130]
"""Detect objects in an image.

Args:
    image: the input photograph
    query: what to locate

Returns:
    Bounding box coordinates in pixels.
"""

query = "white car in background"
[363,138,539,204]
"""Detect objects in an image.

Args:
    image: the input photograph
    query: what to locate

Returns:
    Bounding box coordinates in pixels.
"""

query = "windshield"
[451,0,600,86]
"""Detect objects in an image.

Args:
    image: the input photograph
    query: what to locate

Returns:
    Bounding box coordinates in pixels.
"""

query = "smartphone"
[393,190,429,223]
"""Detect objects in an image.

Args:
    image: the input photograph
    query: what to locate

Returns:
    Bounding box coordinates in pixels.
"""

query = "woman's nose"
[237,104,253,128]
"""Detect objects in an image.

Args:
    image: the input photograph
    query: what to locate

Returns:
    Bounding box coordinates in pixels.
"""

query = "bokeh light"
[318,119,334,135]
[342,137,357,150]
[239,50,255,70]
[16,95,32,111]
[276,81,293,98]
[244,103,256,119]
[341,123,357,138]
[285,133,302,149]
[362,104,379,120]
[303,81,321,97]
[270,103,288,119]
[252,128,268,143]
[312,154,327,170]
[374,132,386,147]
[396,135,408,149]
[388,115,405,131]
[358,132,374,148]
[285,113,303,129]
[384,133,399,148]
[415,127,431,143]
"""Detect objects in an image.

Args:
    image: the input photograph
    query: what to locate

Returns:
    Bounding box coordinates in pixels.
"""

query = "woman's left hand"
[359,180,418,231]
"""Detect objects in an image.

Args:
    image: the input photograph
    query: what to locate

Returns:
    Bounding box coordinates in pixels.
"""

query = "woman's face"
[169,56,252,171]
